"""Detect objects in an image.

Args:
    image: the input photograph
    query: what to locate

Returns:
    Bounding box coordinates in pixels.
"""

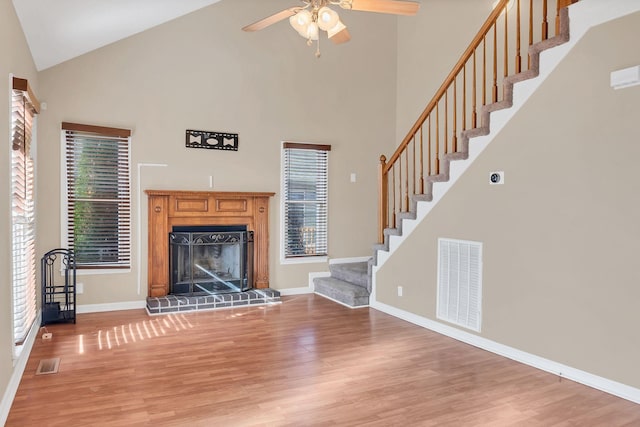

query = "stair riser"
[329,263,368,288]
[313,277,369,307]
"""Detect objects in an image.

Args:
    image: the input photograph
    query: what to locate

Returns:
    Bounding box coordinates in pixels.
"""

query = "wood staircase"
[374,0,576,264]
[315,0,584,308]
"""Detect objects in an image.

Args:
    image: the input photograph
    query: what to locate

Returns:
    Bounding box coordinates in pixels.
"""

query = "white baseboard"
[77,300,146,314]
[278,287,313,296]
[0,314,40,426]
[370,299,640,405]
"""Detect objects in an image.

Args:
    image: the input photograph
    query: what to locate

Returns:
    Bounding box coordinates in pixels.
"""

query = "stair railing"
[377,0,578,243]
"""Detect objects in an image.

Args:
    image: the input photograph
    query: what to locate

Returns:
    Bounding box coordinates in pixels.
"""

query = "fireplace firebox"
[169,226,253,296]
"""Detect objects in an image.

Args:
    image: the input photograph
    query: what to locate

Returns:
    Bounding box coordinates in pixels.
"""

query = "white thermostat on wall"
[489,171,504,185]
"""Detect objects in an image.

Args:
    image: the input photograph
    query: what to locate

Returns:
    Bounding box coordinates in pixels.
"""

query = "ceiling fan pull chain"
[315,37,321,58]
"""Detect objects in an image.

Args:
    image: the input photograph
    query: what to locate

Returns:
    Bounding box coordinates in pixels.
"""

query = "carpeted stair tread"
[313,276,370,307]
[329,262,368,288]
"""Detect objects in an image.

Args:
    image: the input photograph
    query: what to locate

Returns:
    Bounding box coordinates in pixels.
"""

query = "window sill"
[280,256,328,265]
[75,268,132,276]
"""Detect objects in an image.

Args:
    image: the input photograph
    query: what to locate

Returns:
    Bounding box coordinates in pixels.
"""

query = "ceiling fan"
[242,0,420,57]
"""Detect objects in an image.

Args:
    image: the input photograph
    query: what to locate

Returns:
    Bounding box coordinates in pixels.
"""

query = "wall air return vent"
[437,238,483,332]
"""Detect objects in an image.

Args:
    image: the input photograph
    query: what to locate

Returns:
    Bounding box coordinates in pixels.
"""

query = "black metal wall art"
[186,129,239,151]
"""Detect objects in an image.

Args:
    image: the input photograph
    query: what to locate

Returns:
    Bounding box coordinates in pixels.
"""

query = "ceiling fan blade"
[330,27,351,44]
[242,7,302,32]
[345,0,419,16]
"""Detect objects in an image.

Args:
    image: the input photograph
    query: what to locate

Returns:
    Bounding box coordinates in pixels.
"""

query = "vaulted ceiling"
[12,0,223,70]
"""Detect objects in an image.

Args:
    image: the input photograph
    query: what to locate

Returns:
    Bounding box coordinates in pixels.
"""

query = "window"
[282,142,330,260]
[11,77,39,346]
[62,122,131,269]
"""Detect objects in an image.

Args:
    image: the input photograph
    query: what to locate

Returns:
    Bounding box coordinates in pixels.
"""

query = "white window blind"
[63,122,131,268]
[282,142,330,258]
[11,77,39,346]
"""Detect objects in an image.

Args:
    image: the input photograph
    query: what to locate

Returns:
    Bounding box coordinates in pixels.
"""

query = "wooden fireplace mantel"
[145,190,275,297]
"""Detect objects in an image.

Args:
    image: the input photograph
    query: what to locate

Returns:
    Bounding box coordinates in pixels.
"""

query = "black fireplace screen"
[169,229,253,295]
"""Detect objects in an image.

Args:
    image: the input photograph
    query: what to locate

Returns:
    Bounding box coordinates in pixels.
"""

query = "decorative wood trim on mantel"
[145,190,275,297]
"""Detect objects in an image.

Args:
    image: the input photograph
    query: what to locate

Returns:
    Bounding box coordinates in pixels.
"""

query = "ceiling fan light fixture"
[306,21,320,40]
[244,0,419,56]
[317,6,339,31]
[327,20,347,39]
[289,9,312,36]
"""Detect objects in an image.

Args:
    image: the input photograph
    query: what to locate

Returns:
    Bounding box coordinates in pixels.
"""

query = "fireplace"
[146,190,274,297]
[169,226,253,295]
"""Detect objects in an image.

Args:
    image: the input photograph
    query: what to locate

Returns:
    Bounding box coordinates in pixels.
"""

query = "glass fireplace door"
[169,230,253,295]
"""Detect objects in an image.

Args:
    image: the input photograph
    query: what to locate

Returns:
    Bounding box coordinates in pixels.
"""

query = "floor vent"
[437,238,483,332]
[35,358,60,375]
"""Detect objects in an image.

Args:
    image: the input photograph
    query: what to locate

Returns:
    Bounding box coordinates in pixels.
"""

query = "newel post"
[378,155,388,244]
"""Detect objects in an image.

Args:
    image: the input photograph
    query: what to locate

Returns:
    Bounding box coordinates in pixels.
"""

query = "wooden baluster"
[405,147,409,211]
[453,78,458,152]
[392,164,397,228]
[493,24,498,103]
[398,154,403,212]
[419,126,424,194]
[397,153,402,213]
[444,91,448,154]
[472,49,477,128]
[504,4,509,79]
[428,115,432,177]
[378,155,388,243]
[542,0,549,40]
[516,0,522,73]
[483,36,488,106]
[412,136,416,198]
[435,102,440,174]
[528,0,533,69]
[555,0,560,36]
[463,63,467,133]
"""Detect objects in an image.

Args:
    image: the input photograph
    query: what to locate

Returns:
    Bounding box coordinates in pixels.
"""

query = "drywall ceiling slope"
[12,0,222,70]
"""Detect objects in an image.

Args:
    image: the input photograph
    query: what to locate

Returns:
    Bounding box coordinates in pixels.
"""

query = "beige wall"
[35,0,398,303]
[0,0,38,410]
[377,11,640,388]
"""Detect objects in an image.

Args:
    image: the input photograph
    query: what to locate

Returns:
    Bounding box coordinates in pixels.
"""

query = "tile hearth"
[146,289,281,315]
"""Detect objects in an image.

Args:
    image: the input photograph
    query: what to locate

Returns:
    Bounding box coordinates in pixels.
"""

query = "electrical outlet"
[42,333,52,340]
[397,286,403,297]
[350,173,357,183]
[76,282,84,294]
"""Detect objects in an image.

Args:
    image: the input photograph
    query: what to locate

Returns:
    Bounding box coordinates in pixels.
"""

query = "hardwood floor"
[7,295,640,426]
